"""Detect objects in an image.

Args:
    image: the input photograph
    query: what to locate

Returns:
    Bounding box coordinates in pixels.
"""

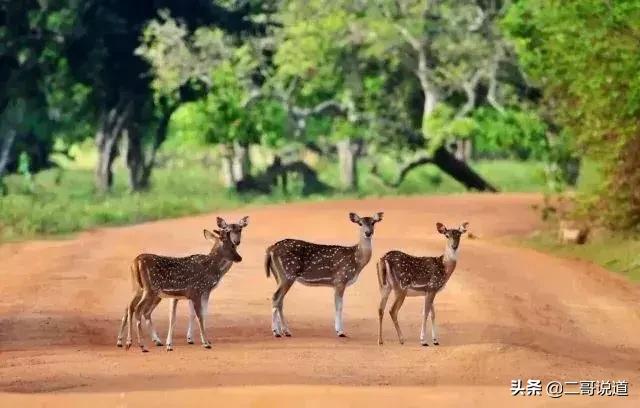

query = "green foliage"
[1,1,90,172]
[504,0,640,231]
[471,107,548,160]
[166,63,286,149]
[425,105,477,154]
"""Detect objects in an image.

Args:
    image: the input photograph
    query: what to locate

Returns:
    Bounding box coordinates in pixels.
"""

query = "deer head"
[216,216,249,246]
[349,212,384,239]
[204,228,242,263]
[436,221,469,250]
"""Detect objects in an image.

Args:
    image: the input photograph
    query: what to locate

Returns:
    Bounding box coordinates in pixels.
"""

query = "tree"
[1,0,92,186]
[504,0,640,231]
[271,0,519,191]
[137,14,274,188]
[63,0,272,192]
[270,1,374,190]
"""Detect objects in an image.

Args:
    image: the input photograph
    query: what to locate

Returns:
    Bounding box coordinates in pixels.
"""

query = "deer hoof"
[116,341,123,348]
[337,331,347,338]
[154,340,164,347]
[433,341,439,346]
[125,341,132,350]
[421,342,429,347]
[378,340,384,346]
[203,343,212,349]
[166,344,173,352]
[140,346,149,353]
[187,338,194,345]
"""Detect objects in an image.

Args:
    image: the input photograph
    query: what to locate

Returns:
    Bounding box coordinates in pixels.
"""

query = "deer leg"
[165,298,178,351]
[271,272,293,338]
[389,289,407,345]
[192,296,211,349]
[420,293,430,346]
[334,284,347,337]
[124,290,142,350]
[143,297,163,346]
[271,285,283,337]
[134,292,152,352]
[186,300,196,344]
[377,283,392,345]
[118,290,141,347]
[117,308,127,348]
[276,280,294,337]
[430,301,439,345]
[201,294,211,343]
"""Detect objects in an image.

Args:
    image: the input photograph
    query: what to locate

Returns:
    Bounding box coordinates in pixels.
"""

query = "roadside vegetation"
[0,148,545,241]
[526,232,640,283]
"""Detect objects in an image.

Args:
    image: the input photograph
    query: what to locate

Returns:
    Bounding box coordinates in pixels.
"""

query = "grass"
[0,155,547,242]
[318,156,547,196]
[526,229,640,282]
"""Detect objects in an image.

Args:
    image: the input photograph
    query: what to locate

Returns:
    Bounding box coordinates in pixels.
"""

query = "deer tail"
[130,257,143,292]
[264,250,272,279]
[377,259,387,288]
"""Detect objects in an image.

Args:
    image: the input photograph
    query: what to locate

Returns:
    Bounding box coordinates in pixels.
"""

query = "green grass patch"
[1,158,548,242]
[324,158,547,196]
[526,230,640,282]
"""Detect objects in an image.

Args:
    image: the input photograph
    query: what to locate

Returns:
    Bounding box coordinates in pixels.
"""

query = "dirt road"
[1,194,638,406]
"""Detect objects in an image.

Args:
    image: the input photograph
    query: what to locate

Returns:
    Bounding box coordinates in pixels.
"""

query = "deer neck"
[207,245,230,274]
[354,235,373,270]
[442,243,458,278]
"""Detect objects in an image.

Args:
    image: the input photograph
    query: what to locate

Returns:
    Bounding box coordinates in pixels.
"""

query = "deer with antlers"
[116,216,248,352]
[265,212,383,338]
[377,221,468,346]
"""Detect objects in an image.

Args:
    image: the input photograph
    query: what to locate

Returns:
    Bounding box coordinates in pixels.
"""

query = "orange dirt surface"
[0,193,638,407]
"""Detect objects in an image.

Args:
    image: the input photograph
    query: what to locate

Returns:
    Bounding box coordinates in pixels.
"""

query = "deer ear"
[349,212,361,224]
[373,212,384,222]
[216,217,229,230]
[238,216,249,228]
[204,229,220,243]
[459,222,469,233]
[436,222,447,234]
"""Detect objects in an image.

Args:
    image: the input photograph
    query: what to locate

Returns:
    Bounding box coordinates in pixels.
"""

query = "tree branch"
[394,23,422,52]
[372,154,433,188]
[456,69,483,118]
[243,85,349,138]
[486,51,505,113]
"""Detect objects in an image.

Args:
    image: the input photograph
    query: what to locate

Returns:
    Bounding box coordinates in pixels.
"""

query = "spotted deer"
[377,221,468,346]
[116,217,246,352]
[265,212,383,338]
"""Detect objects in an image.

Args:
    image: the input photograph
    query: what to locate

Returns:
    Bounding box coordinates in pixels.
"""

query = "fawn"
[117,217,245,352]
[265,212,383,337]
[377,221,468,346]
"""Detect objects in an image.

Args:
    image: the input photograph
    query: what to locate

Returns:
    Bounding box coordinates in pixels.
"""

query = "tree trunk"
[95,132,119,193]
[125,128,145,191]
[125,110,172,192]
[0,130,16,178]
[453,139,472,162]
[231,141,251,184]
[433,146,497,192]
[95,101,132,193]
[337,138,359,191]
[371,145,497,192]
[220,145,235,188]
